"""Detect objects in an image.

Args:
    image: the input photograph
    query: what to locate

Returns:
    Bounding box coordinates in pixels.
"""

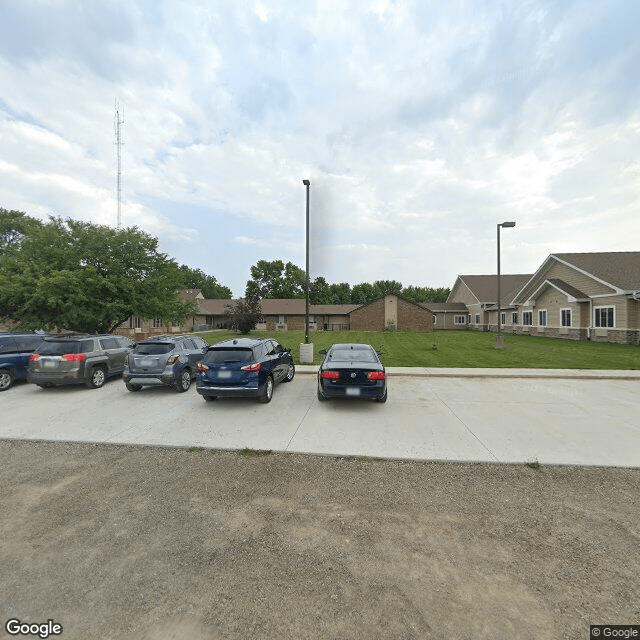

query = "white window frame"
[560,308,572,327]
[153,316,163,328]
[594,306,615,328]
[474,314,480,324]
[454,315,467,325]
[433,315,437,325]
[278,315,287,324]
[512,312,518,325]
[522,311,533,326]
[538,309,547,327]
[130,316,142,329]
[500,311,506,325]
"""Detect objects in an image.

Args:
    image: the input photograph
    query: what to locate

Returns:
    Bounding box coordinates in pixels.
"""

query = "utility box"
[300,342,314,364]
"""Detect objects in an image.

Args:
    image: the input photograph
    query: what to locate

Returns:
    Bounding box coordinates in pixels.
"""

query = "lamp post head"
[499,221,516,228]
[302,179,310,186]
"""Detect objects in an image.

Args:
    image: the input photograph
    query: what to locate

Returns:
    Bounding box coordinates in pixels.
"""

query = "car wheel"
[317,383,327,401]
[259,376,274,403]
[204,395,217,402]
[175,369,191,392]
[376,389,388,403]
[282,363,295,382]
[0,369,14,391]
[125,381,142,392]
[86,366,106,389]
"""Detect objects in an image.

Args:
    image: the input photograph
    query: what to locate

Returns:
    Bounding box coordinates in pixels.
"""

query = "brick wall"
[397,297,434,331]
[349,298,386,331]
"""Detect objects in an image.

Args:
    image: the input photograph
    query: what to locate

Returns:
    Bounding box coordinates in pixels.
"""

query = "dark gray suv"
[28,334,135,389]
[122,335,209,392]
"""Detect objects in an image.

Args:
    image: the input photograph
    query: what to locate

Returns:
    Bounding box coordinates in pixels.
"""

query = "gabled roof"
[553,252,640,291]
[348,292,433,315]
[420,302,468,312]
[197,299,237,315]
[178,289,204,302]
[450,274,533,305]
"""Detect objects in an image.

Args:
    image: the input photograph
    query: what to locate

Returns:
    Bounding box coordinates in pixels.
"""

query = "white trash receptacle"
[299,342,314,364]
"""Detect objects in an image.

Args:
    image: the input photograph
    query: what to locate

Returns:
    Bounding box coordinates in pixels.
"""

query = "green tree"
[401,285,450,303]
[0,216,196,333]
[328,282,352,304]
[245,259,306,299]
[178,265,232,299]
[351,282,377,304]
[225,296,263,334]
[310,276,332,304]
[372,280,404,297]
[0,209,43,252]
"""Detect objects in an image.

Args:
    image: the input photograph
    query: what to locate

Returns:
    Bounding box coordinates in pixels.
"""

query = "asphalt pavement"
[3,368,640,467]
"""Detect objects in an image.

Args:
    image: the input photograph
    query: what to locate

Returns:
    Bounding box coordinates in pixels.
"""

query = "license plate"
[346,387,361,396]
[140,358,155,367]
[217,371,232,379]
[43,359,57,369]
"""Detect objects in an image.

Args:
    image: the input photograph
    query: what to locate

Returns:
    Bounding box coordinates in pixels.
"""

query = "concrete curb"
[294,365,640,381]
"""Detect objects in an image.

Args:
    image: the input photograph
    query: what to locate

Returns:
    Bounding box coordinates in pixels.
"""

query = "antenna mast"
[114,101,124,227]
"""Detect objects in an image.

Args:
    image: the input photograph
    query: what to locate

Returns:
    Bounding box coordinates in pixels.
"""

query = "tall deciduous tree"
[245,259,306,299]
[0,209,42,252]
[178,265,232,299]
[0,216,196,333]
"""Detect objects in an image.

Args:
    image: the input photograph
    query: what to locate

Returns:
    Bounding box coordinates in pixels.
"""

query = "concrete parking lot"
[3,369,640,467]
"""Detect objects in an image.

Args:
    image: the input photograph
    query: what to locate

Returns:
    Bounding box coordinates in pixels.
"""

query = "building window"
[454,315,467,325]
[522,311,533,326]
[561,309,572,327]
[500,312,506,325]
[512,312,518,325]
[594,306,615,328]
[153,317,163,328]
[129,316,142,329]
[309,315,315,323]
[538,310,547,326]
[278,315,287,324]
[433,315,437,325]
[474,314,480,324]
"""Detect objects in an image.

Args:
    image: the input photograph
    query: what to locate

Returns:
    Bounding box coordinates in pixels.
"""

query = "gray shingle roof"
[455,274,533,304]
[553,252,640,290]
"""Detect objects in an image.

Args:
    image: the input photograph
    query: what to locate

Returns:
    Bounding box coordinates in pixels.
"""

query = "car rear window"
[204,348,254,364]
[133,343,175,355]
[39,340,94,355]
[329,347,377,362]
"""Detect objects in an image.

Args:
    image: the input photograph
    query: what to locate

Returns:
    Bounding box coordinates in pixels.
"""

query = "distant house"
[349,293,434,332]
[447,274,533,331]
[420,302,470,329]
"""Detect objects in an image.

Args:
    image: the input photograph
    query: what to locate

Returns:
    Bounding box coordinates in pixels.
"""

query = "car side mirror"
[376,351,382,357]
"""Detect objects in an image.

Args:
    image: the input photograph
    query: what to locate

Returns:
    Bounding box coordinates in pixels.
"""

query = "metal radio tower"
[114,101,124,227]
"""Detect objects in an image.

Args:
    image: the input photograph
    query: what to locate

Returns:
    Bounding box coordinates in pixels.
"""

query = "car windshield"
[133,343,174,355]
[39,340,93,355]
[329,347,377,362]
[204,348,254,364]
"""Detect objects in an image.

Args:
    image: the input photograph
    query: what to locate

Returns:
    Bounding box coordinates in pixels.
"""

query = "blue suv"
[196,337,295,403]
[0,332,47,391]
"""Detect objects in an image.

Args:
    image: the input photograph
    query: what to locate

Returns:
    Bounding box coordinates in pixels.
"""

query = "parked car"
[317,343,387,402]
[0,332,47,391]
[196,337,295,403]
[122,335,209,392]
[27,334,135,389]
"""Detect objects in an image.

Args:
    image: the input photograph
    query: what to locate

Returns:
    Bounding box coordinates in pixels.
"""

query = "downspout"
[587,299,593,340]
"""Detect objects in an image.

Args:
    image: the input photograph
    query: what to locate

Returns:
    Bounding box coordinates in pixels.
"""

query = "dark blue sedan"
[317,343,387,403]
[196,337,295,404]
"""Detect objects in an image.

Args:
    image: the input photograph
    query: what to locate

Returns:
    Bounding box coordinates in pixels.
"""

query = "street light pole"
[497,221,516,339]
[303,179,310,344]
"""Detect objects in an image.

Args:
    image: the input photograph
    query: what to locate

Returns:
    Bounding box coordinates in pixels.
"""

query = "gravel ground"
[1,440,638,640]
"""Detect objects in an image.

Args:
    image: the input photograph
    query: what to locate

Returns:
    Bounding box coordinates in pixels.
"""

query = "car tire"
[86,366,107,389]
[125,381,142,392]
[282,363,295,383]
[259,375,274,403]
[204,395,217,402]
[0,369,14,391]
[175,368,192,392]
[376,389,388,403]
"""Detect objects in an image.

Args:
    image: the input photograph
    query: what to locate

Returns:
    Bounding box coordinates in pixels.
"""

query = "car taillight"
[167,355,179,365]
[241,363,262,372]
[320,370,340,380]
[29,354,40,362]
[62,353,87,362]
[367,371,386,380]
[197,363,209,372]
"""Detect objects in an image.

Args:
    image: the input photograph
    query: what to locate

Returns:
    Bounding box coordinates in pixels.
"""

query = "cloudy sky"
[1,1,639,296]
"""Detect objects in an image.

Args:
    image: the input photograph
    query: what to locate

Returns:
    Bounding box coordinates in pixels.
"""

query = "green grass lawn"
[196,329,640,369]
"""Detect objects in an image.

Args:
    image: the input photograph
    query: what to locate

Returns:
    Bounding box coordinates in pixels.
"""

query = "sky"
[1,0,639,297]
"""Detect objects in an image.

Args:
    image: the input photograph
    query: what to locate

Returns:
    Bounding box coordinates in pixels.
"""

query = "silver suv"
[28,334,135,389]
[122,335,209,392]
